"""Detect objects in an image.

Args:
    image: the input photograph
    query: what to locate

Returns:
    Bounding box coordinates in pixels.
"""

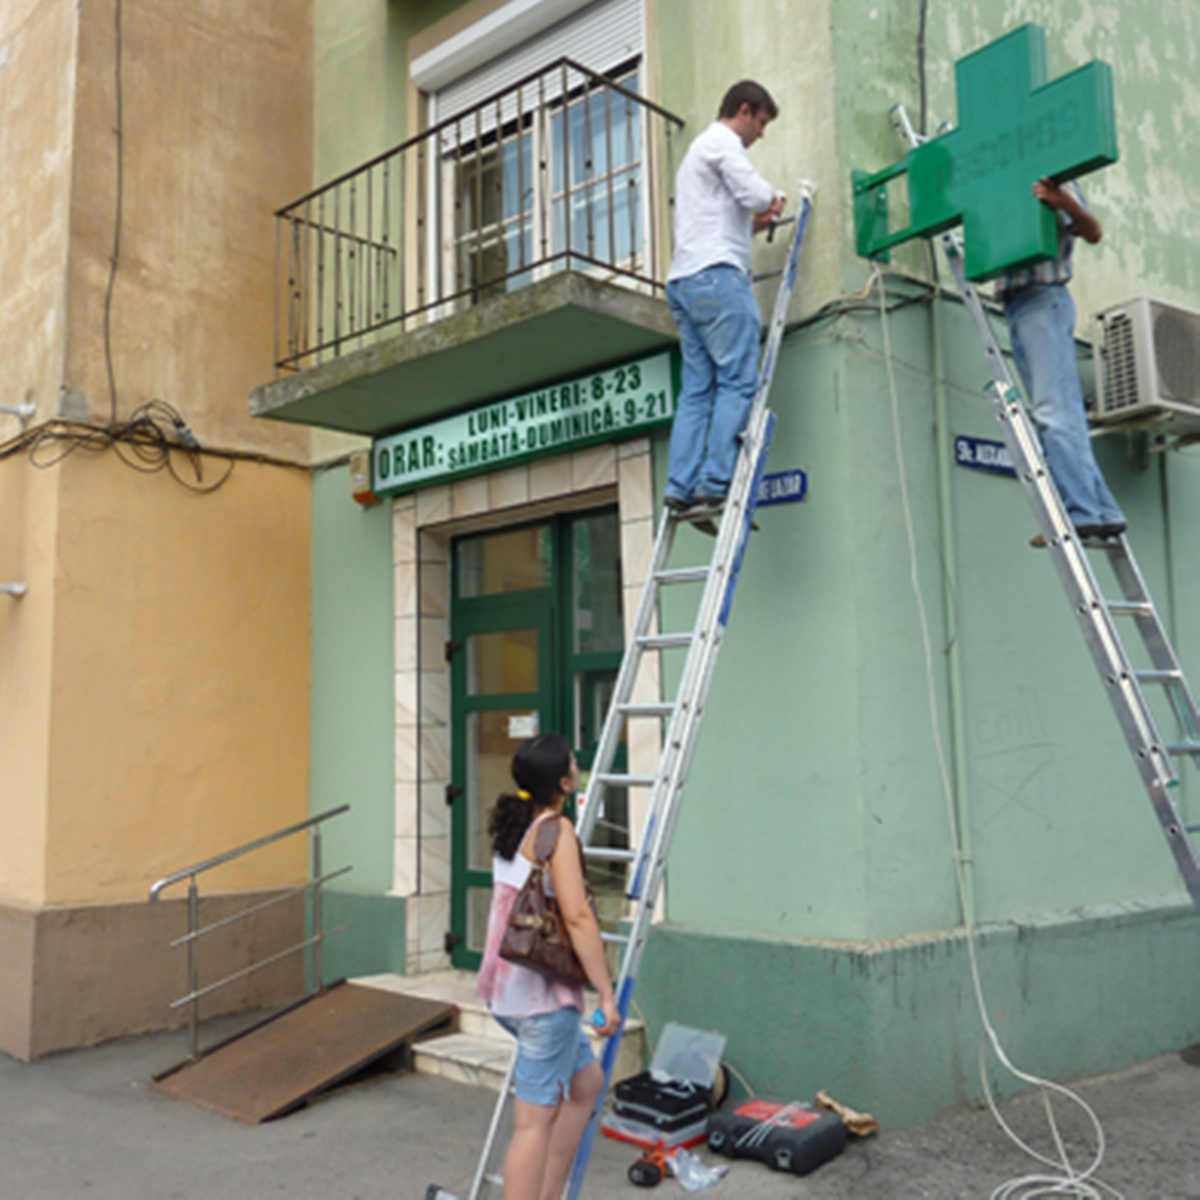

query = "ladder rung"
[637,633,692,650]
[1136,669,1183,685]
[583,846,636,862]
[596,773,656,787]
[600,930,631,945]
[1167,743,1200,756]
[618,702,674,718]
[486,1172,504,1186]
[1186,823,1200,835]
[654,565,710,584]
[1107,601,1153,617]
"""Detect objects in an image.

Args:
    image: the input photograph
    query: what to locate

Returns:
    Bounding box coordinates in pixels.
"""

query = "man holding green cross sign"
[854,24,1125,540]
[999,175,1125,542]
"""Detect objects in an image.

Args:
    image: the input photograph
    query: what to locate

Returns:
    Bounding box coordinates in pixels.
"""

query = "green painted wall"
[656,0,844,308]
[637,898,1200,1130]
[642,1,1200,1120]
[655,299,1196,943]
[299,0,1200,1121]
[313,891,407,988]
[311,463,400,974]
[832,0,1200,314]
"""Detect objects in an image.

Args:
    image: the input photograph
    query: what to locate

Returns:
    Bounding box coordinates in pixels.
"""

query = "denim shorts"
[494,1007,595,1107]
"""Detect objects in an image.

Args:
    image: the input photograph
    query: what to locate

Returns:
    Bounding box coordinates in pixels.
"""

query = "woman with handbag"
[477,732,621,1200]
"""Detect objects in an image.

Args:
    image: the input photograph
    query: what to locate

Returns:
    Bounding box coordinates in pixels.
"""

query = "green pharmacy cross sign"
[852,23,1118,280]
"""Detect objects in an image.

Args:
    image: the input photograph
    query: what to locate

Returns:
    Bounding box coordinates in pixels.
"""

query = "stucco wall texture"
[1,0,315,913]
[834,0,1200,323]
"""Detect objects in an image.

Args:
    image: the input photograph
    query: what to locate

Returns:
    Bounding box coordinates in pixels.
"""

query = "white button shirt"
[668,122,777,281]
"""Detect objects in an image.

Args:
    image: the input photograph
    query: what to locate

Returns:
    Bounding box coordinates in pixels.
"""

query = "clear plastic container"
[649,1022,727,1087]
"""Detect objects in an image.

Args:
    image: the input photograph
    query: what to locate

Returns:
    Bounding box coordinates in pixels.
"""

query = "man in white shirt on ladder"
[663,80,785,514]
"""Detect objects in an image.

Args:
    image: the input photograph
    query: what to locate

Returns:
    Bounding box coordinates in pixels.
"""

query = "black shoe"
[663,495,692,515]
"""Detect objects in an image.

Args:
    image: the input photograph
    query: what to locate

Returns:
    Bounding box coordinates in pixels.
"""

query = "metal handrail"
[167,866,352,947]
[275,57,682,215]
[149,804,351,1059]
[150,804,349,898]
[273,58,684,373]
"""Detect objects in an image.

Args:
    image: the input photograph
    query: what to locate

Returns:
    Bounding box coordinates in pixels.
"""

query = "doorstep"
[354,970,646,1092]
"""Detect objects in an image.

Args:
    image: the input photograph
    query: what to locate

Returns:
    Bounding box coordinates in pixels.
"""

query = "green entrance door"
[448,508,626,968]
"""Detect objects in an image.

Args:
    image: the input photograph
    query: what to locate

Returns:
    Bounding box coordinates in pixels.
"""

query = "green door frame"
[447,508,625,969]
[448,590,556,968]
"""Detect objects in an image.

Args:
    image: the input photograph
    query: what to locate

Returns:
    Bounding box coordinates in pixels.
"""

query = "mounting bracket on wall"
[1,583,28,597]
[0,402,35,424]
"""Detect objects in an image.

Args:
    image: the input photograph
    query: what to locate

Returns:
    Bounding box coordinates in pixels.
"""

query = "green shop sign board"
[852,23,1118,280]
[372,350,677,497]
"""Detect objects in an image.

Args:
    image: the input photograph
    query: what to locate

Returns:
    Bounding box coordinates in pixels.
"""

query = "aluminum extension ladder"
[428,182,815,1200]
[889,104,1200,911]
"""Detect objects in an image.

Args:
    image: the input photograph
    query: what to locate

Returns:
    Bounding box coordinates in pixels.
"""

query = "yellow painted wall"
[1,0,316,910]
[0,464,56,905]
[0,0,77,906]
[44,455,311,904]
[0,0,75,426]
[65,0,313,456]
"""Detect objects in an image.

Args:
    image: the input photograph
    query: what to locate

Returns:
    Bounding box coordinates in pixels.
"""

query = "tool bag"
[707,1100,846,1176]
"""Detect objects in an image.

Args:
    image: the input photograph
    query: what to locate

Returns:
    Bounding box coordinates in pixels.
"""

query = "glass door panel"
[464,707,542,872]
[449,510,626,968]
[571,511,624,656]
[456,523,550,597]
[451,526,556,966]
[466,628,540,695]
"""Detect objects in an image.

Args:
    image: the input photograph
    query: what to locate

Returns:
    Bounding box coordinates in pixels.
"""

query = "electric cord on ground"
[872,265,1122,1200]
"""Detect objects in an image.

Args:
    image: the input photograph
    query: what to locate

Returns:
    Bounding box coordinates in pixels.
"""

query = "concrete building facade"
[267,0,1200,1128]
[0,0,317,1058]
[4,0,1198,1133]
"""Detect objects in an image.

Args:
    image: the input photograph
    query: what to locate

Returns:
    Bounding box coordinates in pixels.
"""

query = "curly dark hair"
[488,732,573,861]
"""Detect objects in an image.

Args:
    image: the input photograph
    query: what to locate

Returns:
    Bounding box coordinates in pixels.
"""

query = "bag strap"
[530,813,564,866]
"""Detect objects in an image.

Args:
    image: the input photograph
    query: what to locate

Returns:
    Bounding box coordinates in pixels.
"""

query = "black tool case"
[707,1100,847,1175]
[612,1071,712,1132]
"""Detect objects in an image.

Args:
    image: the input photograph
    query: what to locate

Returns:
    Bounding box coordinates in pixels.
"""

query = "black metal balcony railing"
[274,58,685,374]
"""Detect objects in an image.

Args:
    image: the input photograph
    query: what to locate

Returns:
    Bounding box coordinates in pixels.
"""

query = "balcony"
[251,59,685,437]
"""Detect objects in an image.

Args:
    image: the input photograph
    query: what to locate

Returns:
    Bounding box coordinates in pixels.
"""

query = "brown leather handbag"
[498,815,590,987]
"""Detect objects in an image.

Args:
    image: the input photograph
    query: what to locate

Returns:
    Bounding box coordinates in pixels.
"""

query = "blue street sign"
[757,469,808,507]
[954,435,1016,478]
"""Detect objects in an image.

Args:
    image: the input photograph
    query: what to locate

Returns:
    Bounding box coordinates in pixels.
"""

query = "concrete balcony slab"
[251,272,677,438]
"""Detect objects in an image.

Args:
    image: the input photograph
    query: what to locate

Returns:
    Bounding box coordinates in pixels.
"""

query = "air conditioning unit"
[1094,295,1200,426]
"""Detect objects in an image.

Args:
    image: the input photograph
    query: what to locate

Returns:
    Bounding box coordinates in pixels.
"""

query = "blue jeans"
[494,1008,595,1107]
[664,264,761,502]
[1005,283,1124,529]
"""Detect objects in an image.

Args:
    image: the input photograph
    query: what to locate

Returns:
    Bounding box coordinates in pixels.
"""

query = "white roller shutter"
[430,0,643,123]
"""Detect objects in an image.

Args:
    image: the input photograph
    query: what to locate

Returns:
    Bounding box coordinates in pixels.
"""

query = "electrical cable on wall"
[872,264,1122,1200]
[104,0,124,424]
[0,0,269,494]
[0,401,304,490]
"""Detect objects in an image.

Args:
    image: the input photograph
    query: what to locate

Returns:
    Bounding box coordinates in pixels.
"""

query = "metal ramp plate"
[153,981,454,1123]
